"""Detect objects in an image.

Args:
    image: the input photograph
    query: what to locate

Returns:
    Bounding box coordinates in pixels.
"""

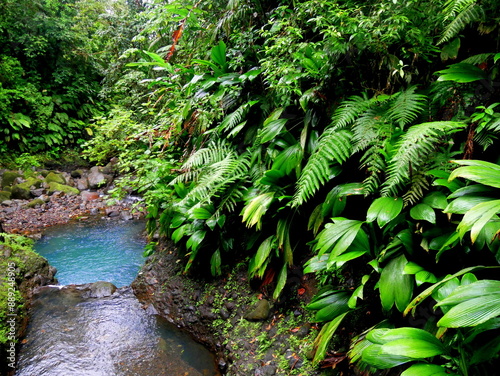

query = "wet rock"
[107,210,120,218]
[81,191,100,201]
[30,188,45,197]
[2,171,22,187]
[45,172,66,185]
[86,281,117,298]
[47,182,80,196]
[244,299,271,321]
[88,166,109,189]
[76,178,89,191]
[120,210,133,221]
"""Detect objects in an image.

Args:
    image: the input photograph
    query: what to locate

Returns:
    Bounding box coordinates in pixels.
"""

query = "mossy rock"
[0,191,11,202]
[47,182,79,196]
[45,172,66,185]
[70,169,84,178]
[11,178,43,200]
[2,171,23,187]
[25,198,45,208]
[244,299,271,321]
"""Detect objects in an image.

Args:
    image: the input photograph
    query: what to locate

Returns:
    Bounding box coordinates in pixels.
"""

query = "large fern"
[171,141,250,211]
[439,0,485,44]
[381,121,467,197]
[292,129,352,206]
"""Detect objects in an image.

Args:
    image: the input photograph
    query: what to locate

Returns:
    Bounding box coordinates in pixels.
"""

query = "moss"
[0,191,11,202]
[1,171,22,188]
[47,182,79,196]
[25,198,45,208]
[45,172,66,185]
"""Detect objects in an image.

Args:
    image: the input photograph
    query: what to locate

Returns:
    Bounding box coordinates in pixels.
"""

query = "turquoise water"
[34,219,147,287]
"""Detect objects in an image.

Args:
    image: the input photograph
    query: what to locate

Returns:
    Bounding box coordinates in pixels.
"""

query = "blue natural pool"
[34,219,146,286]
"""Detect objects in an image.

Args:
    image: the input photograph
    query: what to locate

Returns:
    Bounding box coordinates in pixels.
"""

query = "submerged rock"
[85,281,118,298]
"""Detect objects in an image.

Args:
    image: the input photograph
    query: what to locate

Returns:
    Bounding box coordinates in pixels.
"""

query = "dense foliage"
[2,0,500,374]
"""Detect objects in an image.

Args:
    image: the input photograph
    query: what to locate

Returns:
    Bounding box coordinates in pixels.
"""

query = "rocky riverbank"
[0,165,145,235]
[133,245,324,376]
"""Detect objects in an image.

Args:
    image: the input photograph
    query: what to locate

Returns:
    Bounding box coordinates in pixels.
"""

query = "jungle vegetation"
[1,0,500,374]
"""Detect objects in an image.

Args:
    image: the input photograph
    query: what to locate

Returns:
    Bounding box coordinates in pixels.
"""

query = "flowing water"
[16,219,219,376]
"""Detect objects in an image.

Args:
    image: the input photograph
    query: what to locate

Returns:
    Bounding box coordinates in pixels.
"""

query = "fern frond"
[387,86,427,127]
[439,3,484,44]
[351,108,388,154]
[381,121,467,197]
[360,148,386,195]
[403,171,430,205]
[293,129,352,206]
[460,53,495,64]
[330,94,372,129]
[443,0,476,21]
[217,100,258,134]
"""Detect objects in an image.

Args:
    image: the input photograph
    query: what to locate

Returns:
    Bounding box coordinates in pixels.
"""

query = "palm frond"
[351,108,387,154]
[217,100,259,135]
[293,129,352,206]
[460,53,495,65]
[381,121,467,197]
[443,0,476,21]
[360,148,386,195]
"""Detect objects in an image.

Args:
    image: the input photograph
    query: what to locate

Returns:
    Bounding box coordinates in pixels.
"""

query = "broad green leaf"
[415,270,437,286]
[368,327,441,346]
[422,191,448,209]
[192,207,214,219]
[410,203,436,224]
[367,197,404,227]
[304,254,329,273]
[259,119,288,143]
[362,344,413,369]
[444,196,492,214]
[447,184,494,199]
[248,236,275,277]
[186,230,206,251]
[440,38,460,60]
[314,219,364,258]
[273,263,288,300]
[404,262,424,275]
[438,293,500,327]
[210,41,227,70]
[449,160,500,188]
[402,363,458,376]
[210,249,221,276]
[272,144,303,175]
[241,192,275,230]
[457,200,500,242]
[435,280,500,306]
[312,312,348,364]
[307,290,350,311]
[379,254,413,312]
[381,338,444,358]
[436,63,488,83]
[404,267,491,317]
[314,292,351,322]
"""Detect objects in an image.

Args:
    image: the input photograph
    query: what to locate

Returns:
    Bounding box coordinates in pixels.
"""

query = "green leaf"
[381,338,444,358]
[449,160,500,188]
[410,203,436,224]
[210,41,227,70]
[248,236,276,277]
[379,254,413,312]
[367,197,404,227]
[437,293,500,327]
[210,249,222,276]
[362,344,413,369]
[241,192,275,230]
[273,263,288,300]
[259,119,288,144]
[440,38,461,61]
[402,363,458,376]
[436,63,488,83]
[457,200,500,242]
[470,335,500,365]
[415,270,438,286]
[435,280,500,307]
[422,191,448,209]
[312,312,348,364]
[192,207,214,219]
[444,195,492,214]
[313,292,351,322]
